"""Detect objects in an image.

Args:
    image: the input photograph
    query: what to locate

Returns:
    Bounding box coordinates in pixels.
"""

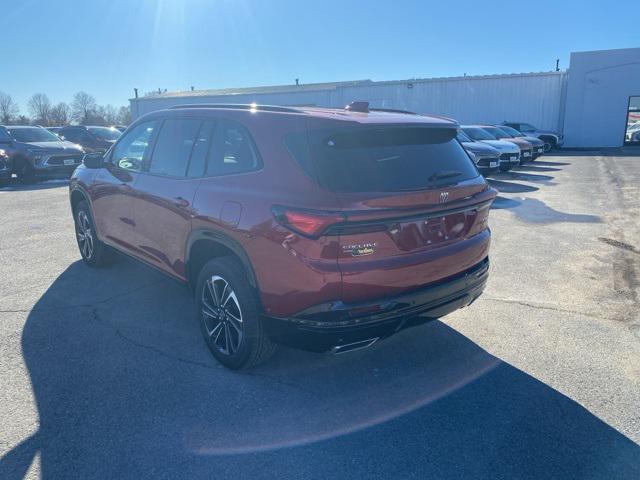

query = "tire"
[73,200,112,267]
[15,160,36,184]
[196,256,276,370]
[541,137,557,151]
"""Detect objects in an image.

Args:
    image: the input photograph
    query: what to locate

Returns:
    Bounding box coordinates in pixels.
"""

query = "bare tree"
[13,115,31,126]
[117,106,131,125]
[50,102,71,125]
[71,91,97,124]
[27,93,52,126]
[0,91,20,124]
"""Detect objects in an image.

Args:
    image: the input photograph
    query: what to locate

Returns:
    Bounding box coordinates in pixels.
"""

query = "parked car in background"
[46,127,63,137]
[478,126,534,163]
[457,130,500,176]
[625,121,640,143]
[58,125,121,153]
[0,125,84,183]
[0,148,10,186]
[502,121,564,150]
[494,125,546,158]
[461,125,520,171]
[70,102,497,369]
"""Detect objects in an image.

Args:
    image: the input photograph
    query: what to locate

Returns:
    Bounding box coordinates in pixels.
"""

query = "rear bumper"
[263,257,489,352]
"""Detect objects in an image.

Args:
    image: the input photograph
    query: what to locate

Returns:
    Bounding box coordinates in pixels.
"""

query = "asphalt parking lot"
[1,153,639,479]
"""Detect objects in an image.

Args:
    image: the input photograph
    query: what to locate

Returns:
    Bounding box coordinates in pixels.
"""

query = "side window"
[0,128,11,142]
[112,121,157,172]
[206,120,260,176]
[187,120,215,178]
[61,129,80,142]
[149,118,202,177]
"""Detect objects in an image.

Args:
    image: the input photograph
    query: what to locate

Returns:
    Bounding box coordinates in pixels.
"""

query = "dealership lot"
[1,154,639,478]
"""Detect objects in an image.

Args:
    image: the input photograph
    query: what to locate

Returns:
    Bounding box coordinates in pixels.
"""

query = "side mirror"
[82,152,106,169]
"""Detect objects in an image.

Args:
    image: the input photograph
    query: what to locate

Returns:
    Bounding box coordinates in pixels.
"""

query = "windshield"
[457,130,472,142]
[520,123,536,132]
[462,127,496,141]
[88,127,122,141]
[7,127,61,143]
[483,127,510,139]
[499,125,523,136]
[300,126,478,192]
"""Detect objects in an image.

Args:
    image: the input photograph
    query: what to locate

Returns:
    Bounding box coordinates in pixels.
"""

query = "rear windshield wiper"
[427,170,463,181]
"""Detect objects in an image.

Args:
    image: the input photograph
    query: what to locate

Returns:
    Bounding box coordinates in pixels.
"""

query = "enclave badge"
[439,191,449,203]
[342,242,377,257]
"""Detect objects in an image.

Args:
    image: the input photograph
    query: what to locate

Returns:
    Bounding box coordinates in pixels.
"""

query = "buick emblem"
[439,191,449,203]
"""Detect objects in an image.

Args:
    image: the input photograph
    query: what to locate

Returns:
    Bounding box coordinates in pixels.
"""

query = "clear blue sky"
[4,0,638,113]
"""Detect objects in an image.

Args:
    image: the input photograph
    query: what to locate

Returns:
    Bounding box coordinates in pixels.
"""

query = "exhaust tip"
[331,337,379,355]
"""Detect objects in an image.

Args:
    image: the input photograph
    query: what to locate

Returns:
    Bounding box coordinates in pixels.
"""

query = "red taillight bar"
[272,206,345,238]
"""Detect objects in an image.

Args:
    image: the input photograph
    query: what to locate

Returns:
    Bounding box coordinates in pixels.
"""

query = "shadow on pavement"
[491,196,602,224]
[2,260,638,478]
[514,165,562,172]
[533,160,571,167]
[498,171,556,184]
[487,179,539,193]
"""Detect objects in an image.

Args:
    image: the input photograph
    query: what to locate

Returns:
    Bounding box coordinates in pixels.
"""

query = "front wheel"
[74,200,112,267]
[196,257,275,370]
[15,160,36,184]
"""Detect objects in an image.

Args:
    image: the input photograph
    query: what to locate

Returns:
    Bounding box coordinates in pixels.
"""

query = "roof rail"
[369,107,417,115]
[345,101,370,113]
[168,103,301,113]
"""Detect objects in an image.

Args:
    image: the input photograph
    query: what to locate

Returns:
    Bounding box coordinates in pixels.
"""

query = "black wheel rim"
[201,275,243,356]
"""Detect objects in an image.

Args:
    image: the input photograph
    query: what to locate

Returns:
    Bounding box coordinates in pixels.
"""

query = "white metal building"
[130,47,640,148]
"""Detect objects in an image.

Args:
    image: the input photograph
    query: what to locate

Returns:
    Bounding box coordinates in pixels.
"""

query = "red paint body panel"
[70,105,496,322]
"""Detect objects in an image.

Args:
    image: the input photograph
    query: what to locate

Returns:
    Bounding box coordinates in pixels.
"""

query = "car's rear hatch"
[297,120,496,303]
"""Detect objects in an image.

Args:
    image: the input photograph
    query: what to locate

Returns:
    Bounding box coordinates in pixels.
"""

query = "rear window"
[297,126,478,192]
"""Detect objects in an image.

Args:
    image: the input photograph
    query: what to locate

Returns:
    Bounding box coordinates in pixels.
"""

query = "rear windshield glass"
[300,126,478,192]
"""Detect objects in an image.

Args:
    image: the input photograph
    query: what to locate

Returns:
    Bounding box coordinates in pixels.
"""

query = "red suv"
[69,103,496,369]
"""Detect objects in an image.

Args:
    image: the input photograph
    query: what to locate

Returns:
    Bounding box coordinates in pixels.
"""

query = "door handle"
[173,196,190,208]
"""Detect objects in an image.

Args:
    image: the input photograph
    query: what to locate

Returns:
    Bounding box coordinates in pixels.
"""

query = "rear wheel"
[541,137,557,151]
[74,200,112,267]
[196,257,275,370]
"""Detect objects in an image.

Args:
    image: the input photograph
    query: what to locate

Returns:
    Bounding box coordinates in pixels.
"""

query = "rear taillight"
[467,204,491,237]
[272,206,345,238]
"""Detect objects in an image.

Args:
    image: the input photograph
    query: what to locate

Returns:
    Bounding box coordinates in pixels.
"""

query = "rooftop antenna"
[134,88,138,99]
[295,78,299,86]
[190,86,194,91]
[555,59,560,72]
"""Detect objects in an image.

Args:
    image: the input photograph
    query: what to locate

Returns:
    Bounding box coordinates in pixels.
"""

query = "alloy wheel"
[76,211,94,259]
[201,275,244,356]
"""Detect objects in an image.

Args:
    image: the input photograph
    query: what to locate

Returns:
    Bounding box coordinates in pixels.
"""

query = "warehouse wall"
[563,48,640,148]
[130,72,567,132]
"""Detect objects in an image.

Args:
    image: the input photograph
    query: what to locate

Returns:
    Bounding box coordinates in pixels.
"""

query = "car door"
[132,117,211,280]
[91,120,158,256]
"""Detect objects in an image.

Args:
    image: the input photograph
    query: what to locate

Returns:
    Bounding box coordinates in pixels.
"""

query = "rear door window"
[307,127,478,192]
[206,120,260,176]
[149,118,202,177]
[187,120,215,178]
